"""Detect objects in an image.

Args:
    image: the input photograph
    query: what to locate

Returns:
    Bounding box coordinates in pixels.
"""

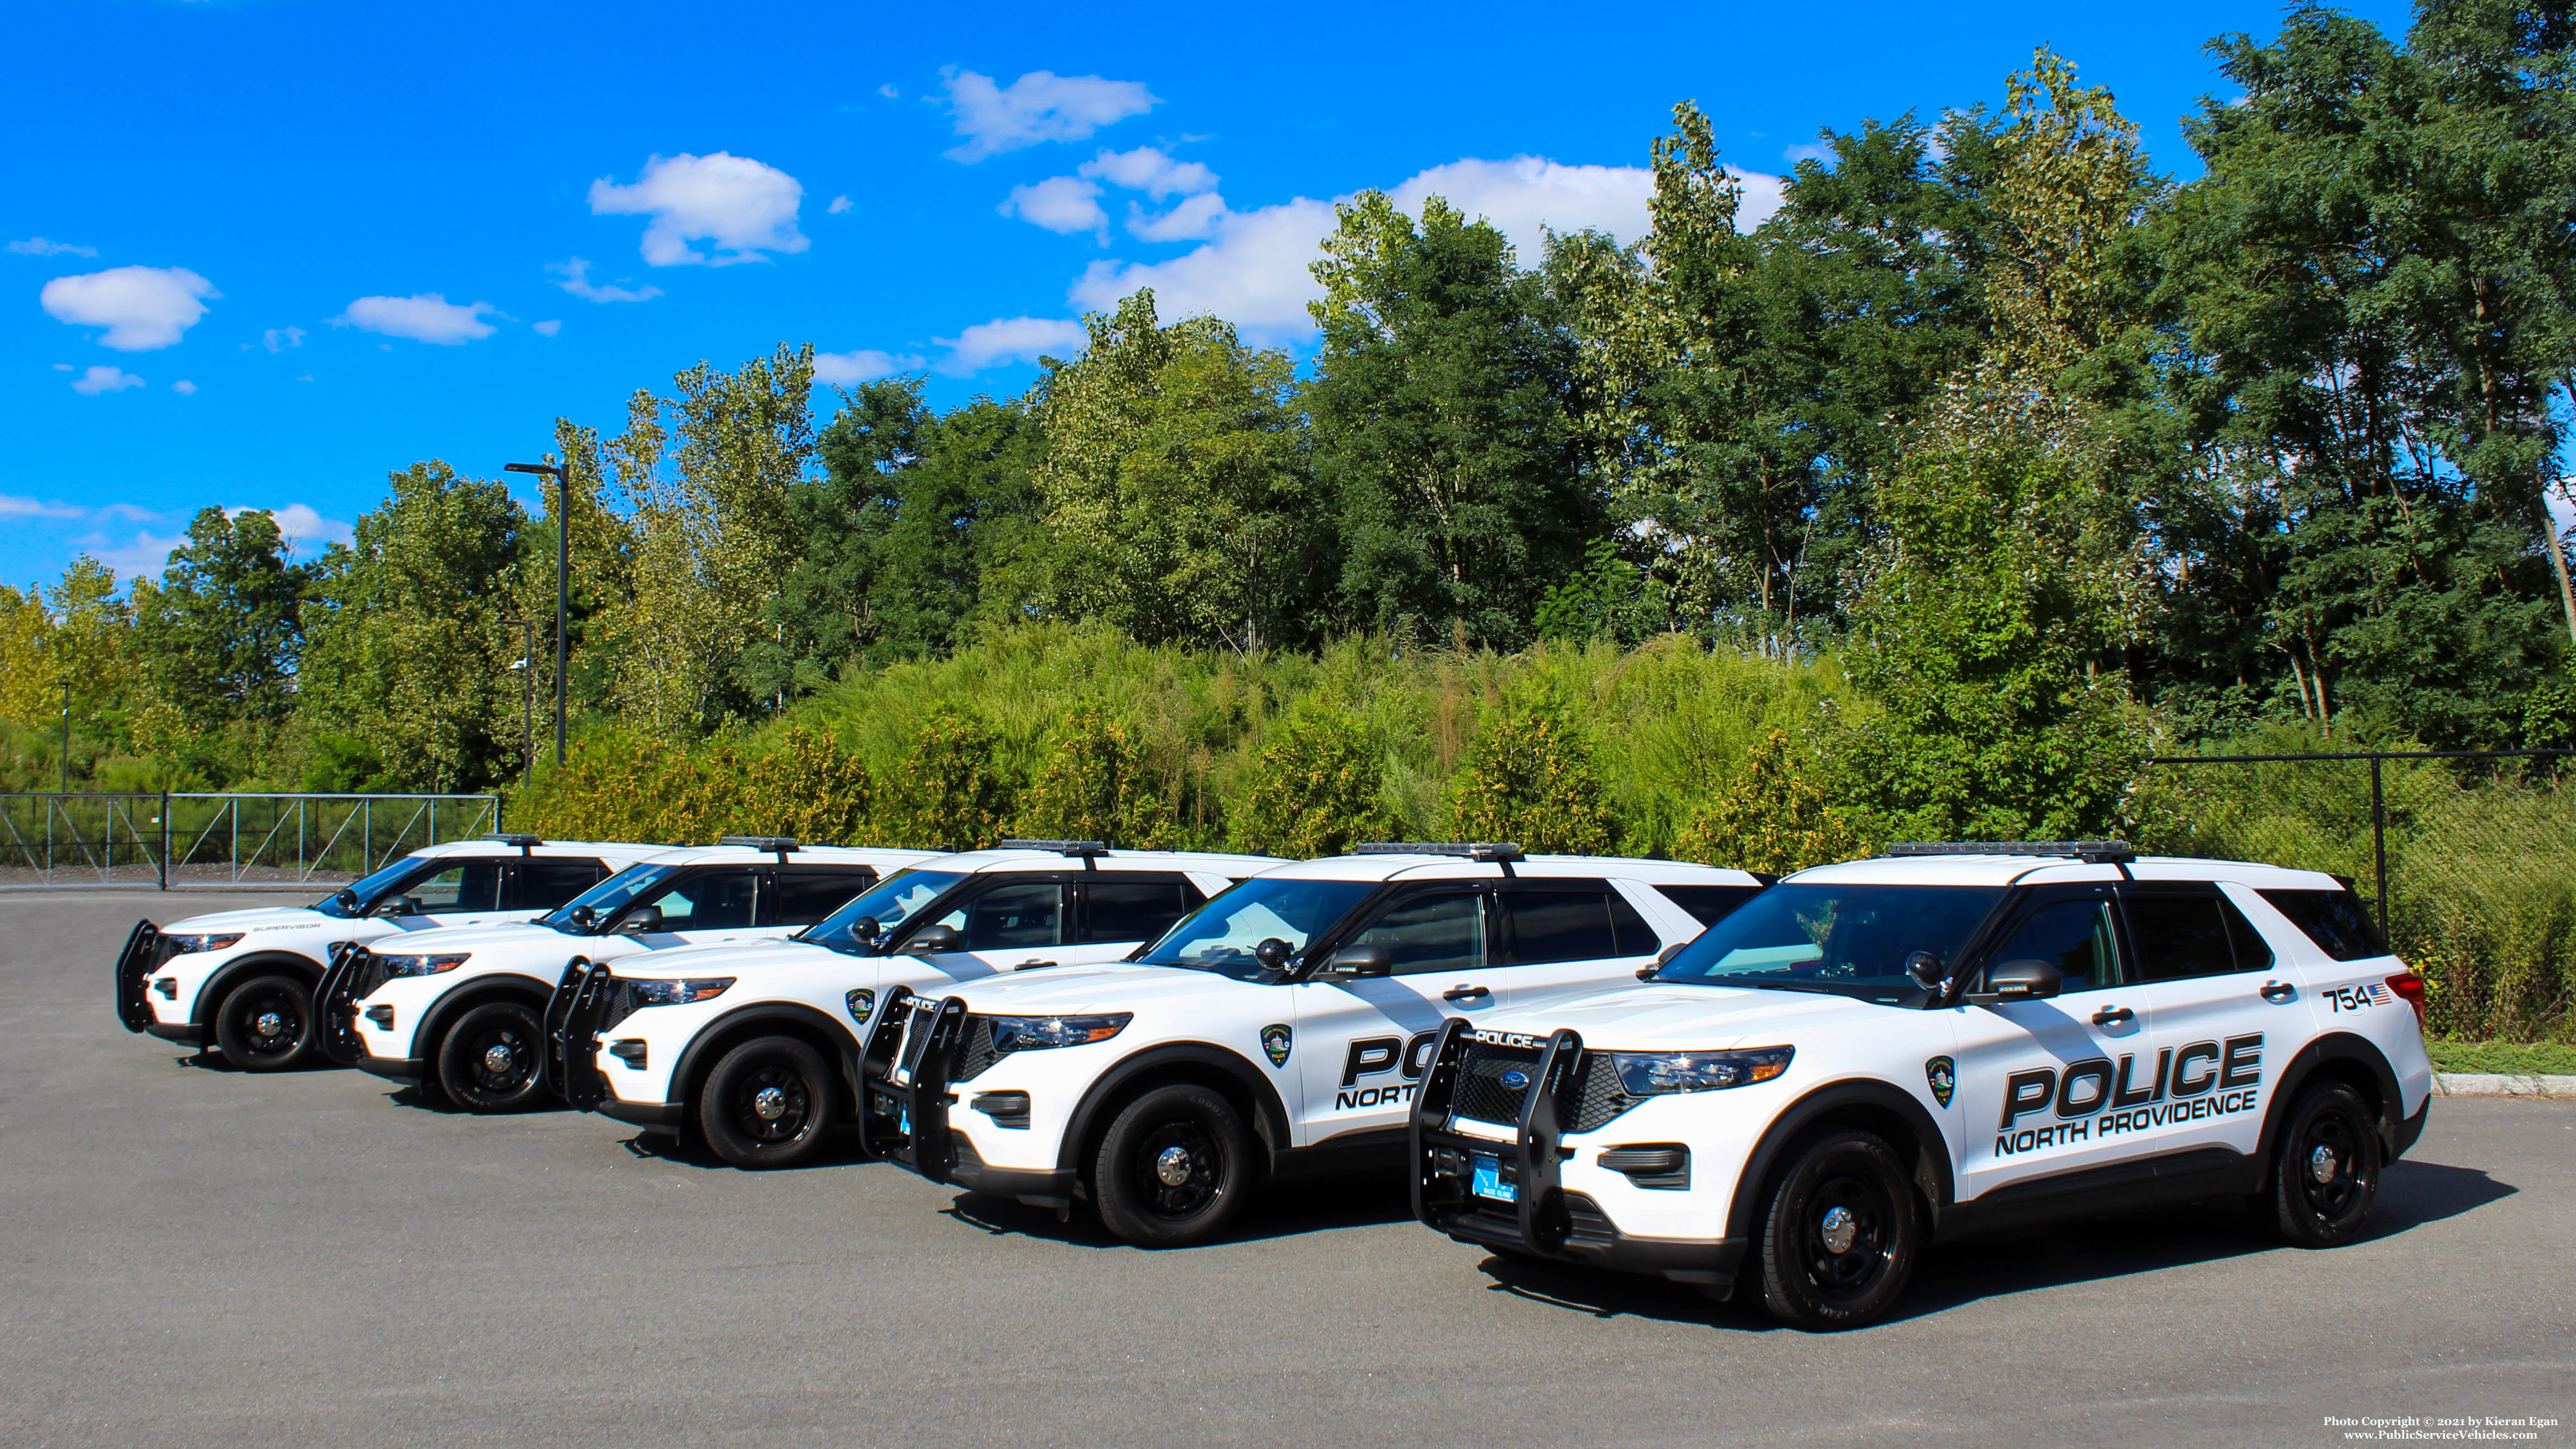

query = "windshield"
[538,863,680,932]
[802,870,963,954]
[1647,883,2005,1007]
[1137,877,1378,981]
[314,856,431,917]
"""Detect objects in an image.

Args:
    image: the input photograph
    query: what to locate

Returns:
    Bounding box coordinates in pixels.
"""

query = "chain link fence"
[0,793,502,890]
[2133,750,2575,1043]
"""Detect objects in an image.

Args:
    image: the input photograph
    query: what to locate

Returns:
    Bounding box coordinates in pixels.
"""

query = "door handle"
[2090,1006,2134,1027]
[2259,980,2297,1003]
[1441,984,1492,1003]
[1014,959,1057,971]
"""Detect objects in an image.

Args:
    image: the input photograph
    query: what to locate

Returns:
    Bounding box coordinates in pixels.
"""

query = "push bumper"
[860,989,969,1183]
[313,941,373,1067]
[1410,1019,1745,1295]
[114,919,169,1033]
[544,957,614,1113]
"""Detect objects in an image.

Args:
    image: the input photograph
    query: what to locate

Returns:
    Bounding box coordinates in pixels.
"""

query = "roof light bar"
[718,836,801,860]
[479,833,544,853]
[1355,842,1526,864]
[1887,840,2136,865]
[1002,839,1111,858]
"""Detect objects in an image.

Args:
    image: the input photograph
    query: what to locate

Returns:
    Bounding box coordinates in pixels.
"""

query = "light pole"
[501,617,538,781]
[504,460,570,767]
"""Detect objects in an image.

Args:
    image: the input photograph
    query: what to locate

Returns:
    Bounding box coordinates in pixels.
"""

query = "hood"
[612,938,833,977]
[360,922,563,954]
[1475,984,1894,1050]
[164,905,324,934]
[938,961,1249,1015]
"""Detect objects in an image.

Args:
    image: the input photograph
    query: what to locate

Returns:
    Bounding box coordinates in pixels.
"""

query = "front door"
[1286,887,1515,1147]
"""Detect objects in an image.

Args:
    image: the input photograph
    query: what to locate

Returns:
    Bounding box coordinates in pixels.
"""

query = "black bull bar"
[856,987,966,1182]
[114,919,169,1032]
[545,957,615,1112]
[313,941,370,1065]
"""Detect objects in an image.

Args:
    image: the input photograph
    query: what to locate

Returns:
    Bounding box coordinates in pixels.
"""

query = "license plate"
[898,1105,912,1137]
[1470,1153,1515,1203]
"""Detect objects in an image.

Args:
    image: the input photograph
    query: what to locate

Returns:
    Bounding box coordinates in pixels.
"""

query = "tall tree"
[132,507,310,726]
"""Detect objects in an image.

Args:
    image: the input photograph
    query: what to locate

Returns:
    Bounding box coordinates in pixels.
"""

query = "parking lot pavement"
[2,890,2569,1449]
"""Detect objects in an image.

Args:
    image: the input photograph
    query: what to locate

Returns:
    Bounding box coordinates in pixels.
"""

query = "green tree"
[1674,729,1870,874]
[872,397,1048,656]
[132,507,309,727]
[1448,699,1619,853]
[1229,700,1392,856]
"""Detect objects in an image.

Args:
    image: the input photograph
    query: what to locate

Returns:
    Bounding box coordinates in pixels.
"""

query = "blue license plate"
[1470,1153,1515,1203]
[898,1105,911,1136]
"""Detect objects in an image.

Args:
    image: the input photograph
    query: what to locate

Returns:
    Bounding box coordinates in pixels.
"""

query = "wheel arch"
[1721,1078,1955,1248]
[412,974,560,1065]
[668,1003,862,1118]
[2259,1032,2403,1162]
[194,951,326,1026]
[1053,1042,1294,1183]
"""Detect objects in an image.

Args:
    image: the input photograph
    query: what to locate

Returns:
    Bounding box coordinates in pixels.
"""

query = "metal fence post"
[158,790,168,892]
[2370,754,2389,942]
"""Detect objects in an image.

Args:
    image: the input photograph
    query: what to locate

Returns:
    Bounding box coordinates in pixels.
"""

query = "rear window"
[1655,884,1766,928]
[2257,888,2390,962]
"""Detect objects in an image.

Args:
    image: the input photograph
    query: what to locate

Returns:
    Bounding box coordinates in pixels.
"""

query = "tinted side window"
[942,882,1066,950]
[1083,878,1197,945]
[643,869,760,930]
[408,861,503,913]
[1351,891,1487,976]
[1606,890,1655,955]
[503,859,605,912]
[1656,885,1765,928]
[2221,896,2276,974]
[1984,900,2120,991]
[2125,892,2242,981]
[766,869,874,928]
[1500,888,1622,964]
[2256,888,2388,962]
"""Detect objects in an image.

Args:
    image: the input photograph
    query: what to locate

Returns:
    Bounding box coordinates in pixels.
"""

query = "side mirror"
[1253,937,1293,971]
[850,916,883,948]
[1322,944,1392,979]
[375,895,419,918]
[617,905,666,935]
[1903,950,1945,989]
[569,905,597,931]
[906,924,964,955]
[1977,958,2063,1003]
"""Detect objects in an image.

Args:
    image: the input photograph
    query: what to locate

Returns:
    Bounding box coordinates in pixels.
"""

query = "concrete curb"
[2432,1073,2576,1098]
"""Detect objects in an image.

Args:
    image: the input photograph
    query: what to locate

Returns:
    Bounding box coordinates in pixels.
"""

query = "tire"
[699,1037,835,1169]
[1756,1129,1919,1332]
[214,974,316,1071]
[2260,1080,2381,1247]
[436,1001,550,1113]
[1090,1084,1254,1248]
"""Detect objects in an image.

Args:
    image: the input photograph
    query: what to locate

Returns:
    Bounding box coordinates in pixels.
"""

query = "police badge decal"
[1926,1055,1956,1108]
[1261,1024,1293,1068]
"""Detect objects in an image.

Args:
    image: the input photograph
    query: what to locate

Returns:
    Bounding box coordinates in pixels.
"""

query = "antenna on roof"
[1887,840,2136,865]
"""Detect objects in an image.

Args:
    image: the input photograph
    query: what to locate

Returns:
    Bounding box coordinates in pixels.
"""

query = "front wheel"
[214,975,316,1071]
[699,1037,835,1169]
[1756,1129,1919,1332]
[1090,1084,1254,1248]
[2260,1080,2381,1247]
[437,1001,550,1112]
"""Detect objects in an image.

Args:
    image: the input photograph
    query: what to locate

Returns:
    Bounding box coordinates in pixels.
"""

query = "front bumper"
[358,1053,425,1083]
[145,1022,204,1045]
[1410,1019,1746,1295]
[114,919,169,1033]
[856,989,1077,1210]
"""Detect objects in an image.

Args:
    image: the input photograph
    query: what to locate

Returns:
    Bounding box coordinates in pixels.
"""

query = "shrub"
[1015,707,1174,848]
[1674,729,1871,874]
[723,727,874,844]
[1229,699,1391,857]
[1449,699,1617,854]
[874,705,1017,850]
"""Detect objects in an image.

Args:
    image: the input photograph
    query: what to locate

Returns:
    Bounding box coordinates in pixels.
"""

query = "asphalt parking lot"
[3,890,2569,1448]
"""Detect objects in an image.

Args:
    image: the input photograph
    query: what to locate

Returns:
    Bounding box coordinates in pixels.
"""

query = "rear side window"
[2125,891,2273,981]
[1498,888,1657,964]
[503,859,606,912]
[406,861,503,913]
[1083,878,1198,945]
[766,868,875,928]
[1655,884,1765,928]
[2257,888,2389,962]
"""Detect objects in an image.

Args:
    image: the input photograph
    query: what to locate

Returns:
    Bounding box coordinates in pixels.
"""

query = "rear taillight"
[2385,973,2427,1033]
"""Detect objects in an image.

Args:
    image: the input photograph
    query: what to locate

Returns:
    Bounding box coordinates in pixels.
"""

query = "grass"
[2424,1040,2576,1076]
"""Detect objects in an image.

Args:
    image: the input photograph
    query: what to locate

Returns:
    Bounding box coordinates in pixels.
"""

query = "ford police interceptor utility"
[323,840,935,1111]
[861,845,1768,1247]
[1408,842,2432,1331]
[114,834,653,1071]
[548,841,1282,1168]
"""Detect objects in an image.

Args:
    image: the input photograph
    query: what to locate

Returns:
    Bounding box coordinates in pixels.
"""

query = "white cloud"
[532,319,562,337]
[1783,140,1835,166]
[83,530,186,580]
[236,503,353,552]
[940,69,1157,162]
[814,349,929,385]
[171,379,197,396]
[40,266,218,350]
[548,256,665,302]
[52,363,71,371]
[69,364,146,395]
[262,326,305,352]
[588,153,808,266]
[1069,154,1782,342]
[878,83,900,100]
[1080,146,1217,199]
[827,195,853,214]
[0,495,85,519]
[1127,191,1229,242]
[335,293,499,344]
[101,503,162,523]
[934,315,1086,373]
[10,237,97,257]
[1000,176,1107,235]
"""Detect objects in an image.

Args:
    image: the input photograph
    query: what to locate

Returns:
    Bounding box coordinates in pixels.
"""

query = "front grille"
[1564,1057,1643,1134]
[1450,1040,1541,1125]
[951,1016,1002,1083]
[594,978,647,1033]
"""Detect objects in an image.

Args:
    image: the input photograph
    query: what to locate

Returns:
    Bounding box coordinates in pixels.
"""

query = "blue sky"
[3,0,2421,590]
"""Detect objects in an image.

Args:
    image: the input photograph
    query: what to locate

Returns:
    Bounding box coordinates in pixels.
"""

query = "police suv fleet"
[548,841,1282,1168]
[114,834,652,1071]
[1408,842,2432,1331]
[323,839,934,1110]
[862,844,1768,1247]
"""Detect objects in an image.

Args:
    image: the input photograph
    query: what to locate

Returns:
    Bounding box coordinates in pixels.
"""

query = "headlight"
[1606,1045,1793,1095]
[986,1013,1132,1053]
[164,932,244,955]
[627,977,734,1007]
[375,952,472,977]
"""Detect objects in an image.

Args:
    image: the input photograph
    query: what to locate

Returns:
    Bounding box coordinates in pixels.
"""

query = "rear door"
[765,867,880,932]
[2119,883,2307,1160]
[502,858,609,918]
[1286,885,1514,1145]
[1488,879,1667,1007]
[1075,873,1204,959]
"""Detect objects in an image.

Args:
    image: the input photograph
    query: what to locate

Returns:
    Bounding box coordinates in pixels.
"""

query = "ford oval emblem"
[1500,1070,1531,1091]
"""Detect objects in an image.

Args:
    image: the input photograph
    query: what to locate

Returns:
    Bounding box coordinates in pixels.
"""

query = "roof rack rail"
[1887,840,2136,865]
[718,836,800,860]
[479,833,544,853]
[1355,841,1526,864]
[1003,839,1111,858]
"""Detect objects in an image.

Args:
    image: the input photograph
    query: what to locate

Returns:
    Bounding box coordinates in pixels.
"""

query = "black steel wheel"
[437,1001,549,1112]
[700,1037,835,1169]
[2262,1080,2381,1247]
[1092,1083,1252,1248]
[213,974,316,1072]
[1757,1129,1918,1331]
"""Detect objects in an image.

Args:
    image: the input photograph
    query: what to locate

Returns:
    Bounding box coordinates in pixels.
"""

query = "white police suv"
[548,841,1283,1169]
[1408,842,2433,1331]
[114,834,651,1071]
[861,845,1768,1247]
[322,839,935,1111]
